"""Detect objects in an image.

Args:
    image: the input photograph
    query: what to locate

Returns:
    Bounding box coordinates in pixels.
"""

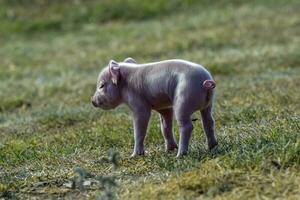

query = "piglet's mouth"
[91,101,103,108]
[91,97,103,107]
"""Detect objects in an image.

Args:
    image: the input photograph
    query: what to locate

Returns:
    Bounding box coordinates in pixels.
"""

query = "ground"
[0,0,299,199]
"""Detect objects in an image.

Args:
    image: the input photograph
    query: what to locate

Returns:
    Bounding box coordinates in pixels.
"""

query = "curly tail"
[203,80,216,90]
[203,80,216,104]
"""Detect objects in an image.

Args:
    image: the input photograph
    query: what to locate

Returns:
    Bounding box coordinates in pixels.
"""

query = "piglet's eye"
[99,83,105,89]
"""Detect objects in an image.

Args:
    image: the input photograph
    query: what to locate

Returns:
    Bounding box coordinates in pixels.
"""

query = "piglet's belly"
[148,94,173,111]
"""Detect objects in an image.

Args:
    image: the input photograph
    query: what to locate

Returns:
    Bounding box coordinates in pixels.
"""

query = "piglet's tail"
[203,80,216,90]
[203,80,216,104]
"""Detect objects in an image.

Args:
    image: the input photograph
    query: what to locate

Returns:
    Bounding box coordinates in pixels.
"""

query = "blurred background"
[0,0,299,199]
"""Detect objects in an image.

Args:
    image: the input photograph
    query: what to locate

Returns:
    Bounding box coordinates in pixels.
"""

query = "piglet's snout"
[91,96,104,107]
[91,96,98,107]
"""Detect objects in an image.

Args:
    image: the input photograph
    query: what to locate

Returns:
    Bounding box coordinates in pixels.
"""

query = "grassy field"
[0,0,300,199]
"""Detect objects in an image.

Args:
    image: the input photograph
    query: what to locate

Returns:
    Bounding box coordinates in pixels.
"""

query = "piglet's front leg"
[130,109,151,158]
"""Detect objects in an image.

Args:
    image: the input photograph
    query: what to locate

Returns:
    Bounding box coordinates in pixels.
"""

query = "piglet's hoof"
[176,151,188,158]
[130,151,145,158]
[208,141,218,151]
[165,144,178,153]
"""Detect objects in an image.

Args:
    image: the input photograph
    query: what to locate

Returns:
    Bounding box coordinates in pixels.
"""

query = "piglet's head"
[91,60,122,110]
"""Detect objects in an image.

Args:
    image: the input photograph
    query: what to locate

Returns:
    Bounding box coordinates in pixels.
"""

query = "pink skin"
[91,58,217,157]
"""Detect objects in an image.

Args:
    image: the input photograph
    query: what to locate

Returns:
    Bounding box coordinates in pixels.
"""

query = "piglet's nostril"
[91,98,98,107]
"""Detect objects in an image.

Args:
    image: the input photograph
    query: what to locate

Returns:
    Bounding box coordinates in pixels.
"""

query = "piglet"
[91,58,217,157]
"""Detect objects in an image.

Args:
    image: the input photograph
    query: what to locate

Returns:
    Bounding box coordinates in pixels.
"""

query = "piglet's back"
[135,59,213,84]
[121,59,213,110]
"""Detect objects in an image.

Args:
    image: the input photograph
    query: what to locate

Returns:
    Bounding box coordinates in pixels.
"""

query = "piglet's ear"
[123,57,137,64]
[109,60,120,85]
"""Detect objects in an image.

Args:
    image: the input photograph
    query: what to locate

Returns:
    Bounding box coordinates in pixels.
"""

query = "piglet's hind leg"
[175,111,193,157]
[200,105,217,150]
[158,109,178,152]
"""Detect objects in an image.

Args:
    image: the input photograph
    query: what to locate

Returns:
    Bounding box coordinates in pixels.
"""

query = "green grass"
[0,0,299,199]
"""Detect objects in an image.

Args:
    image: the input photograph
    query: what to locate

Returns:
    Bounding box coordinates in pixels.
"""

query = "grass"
[0,0,299,199]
